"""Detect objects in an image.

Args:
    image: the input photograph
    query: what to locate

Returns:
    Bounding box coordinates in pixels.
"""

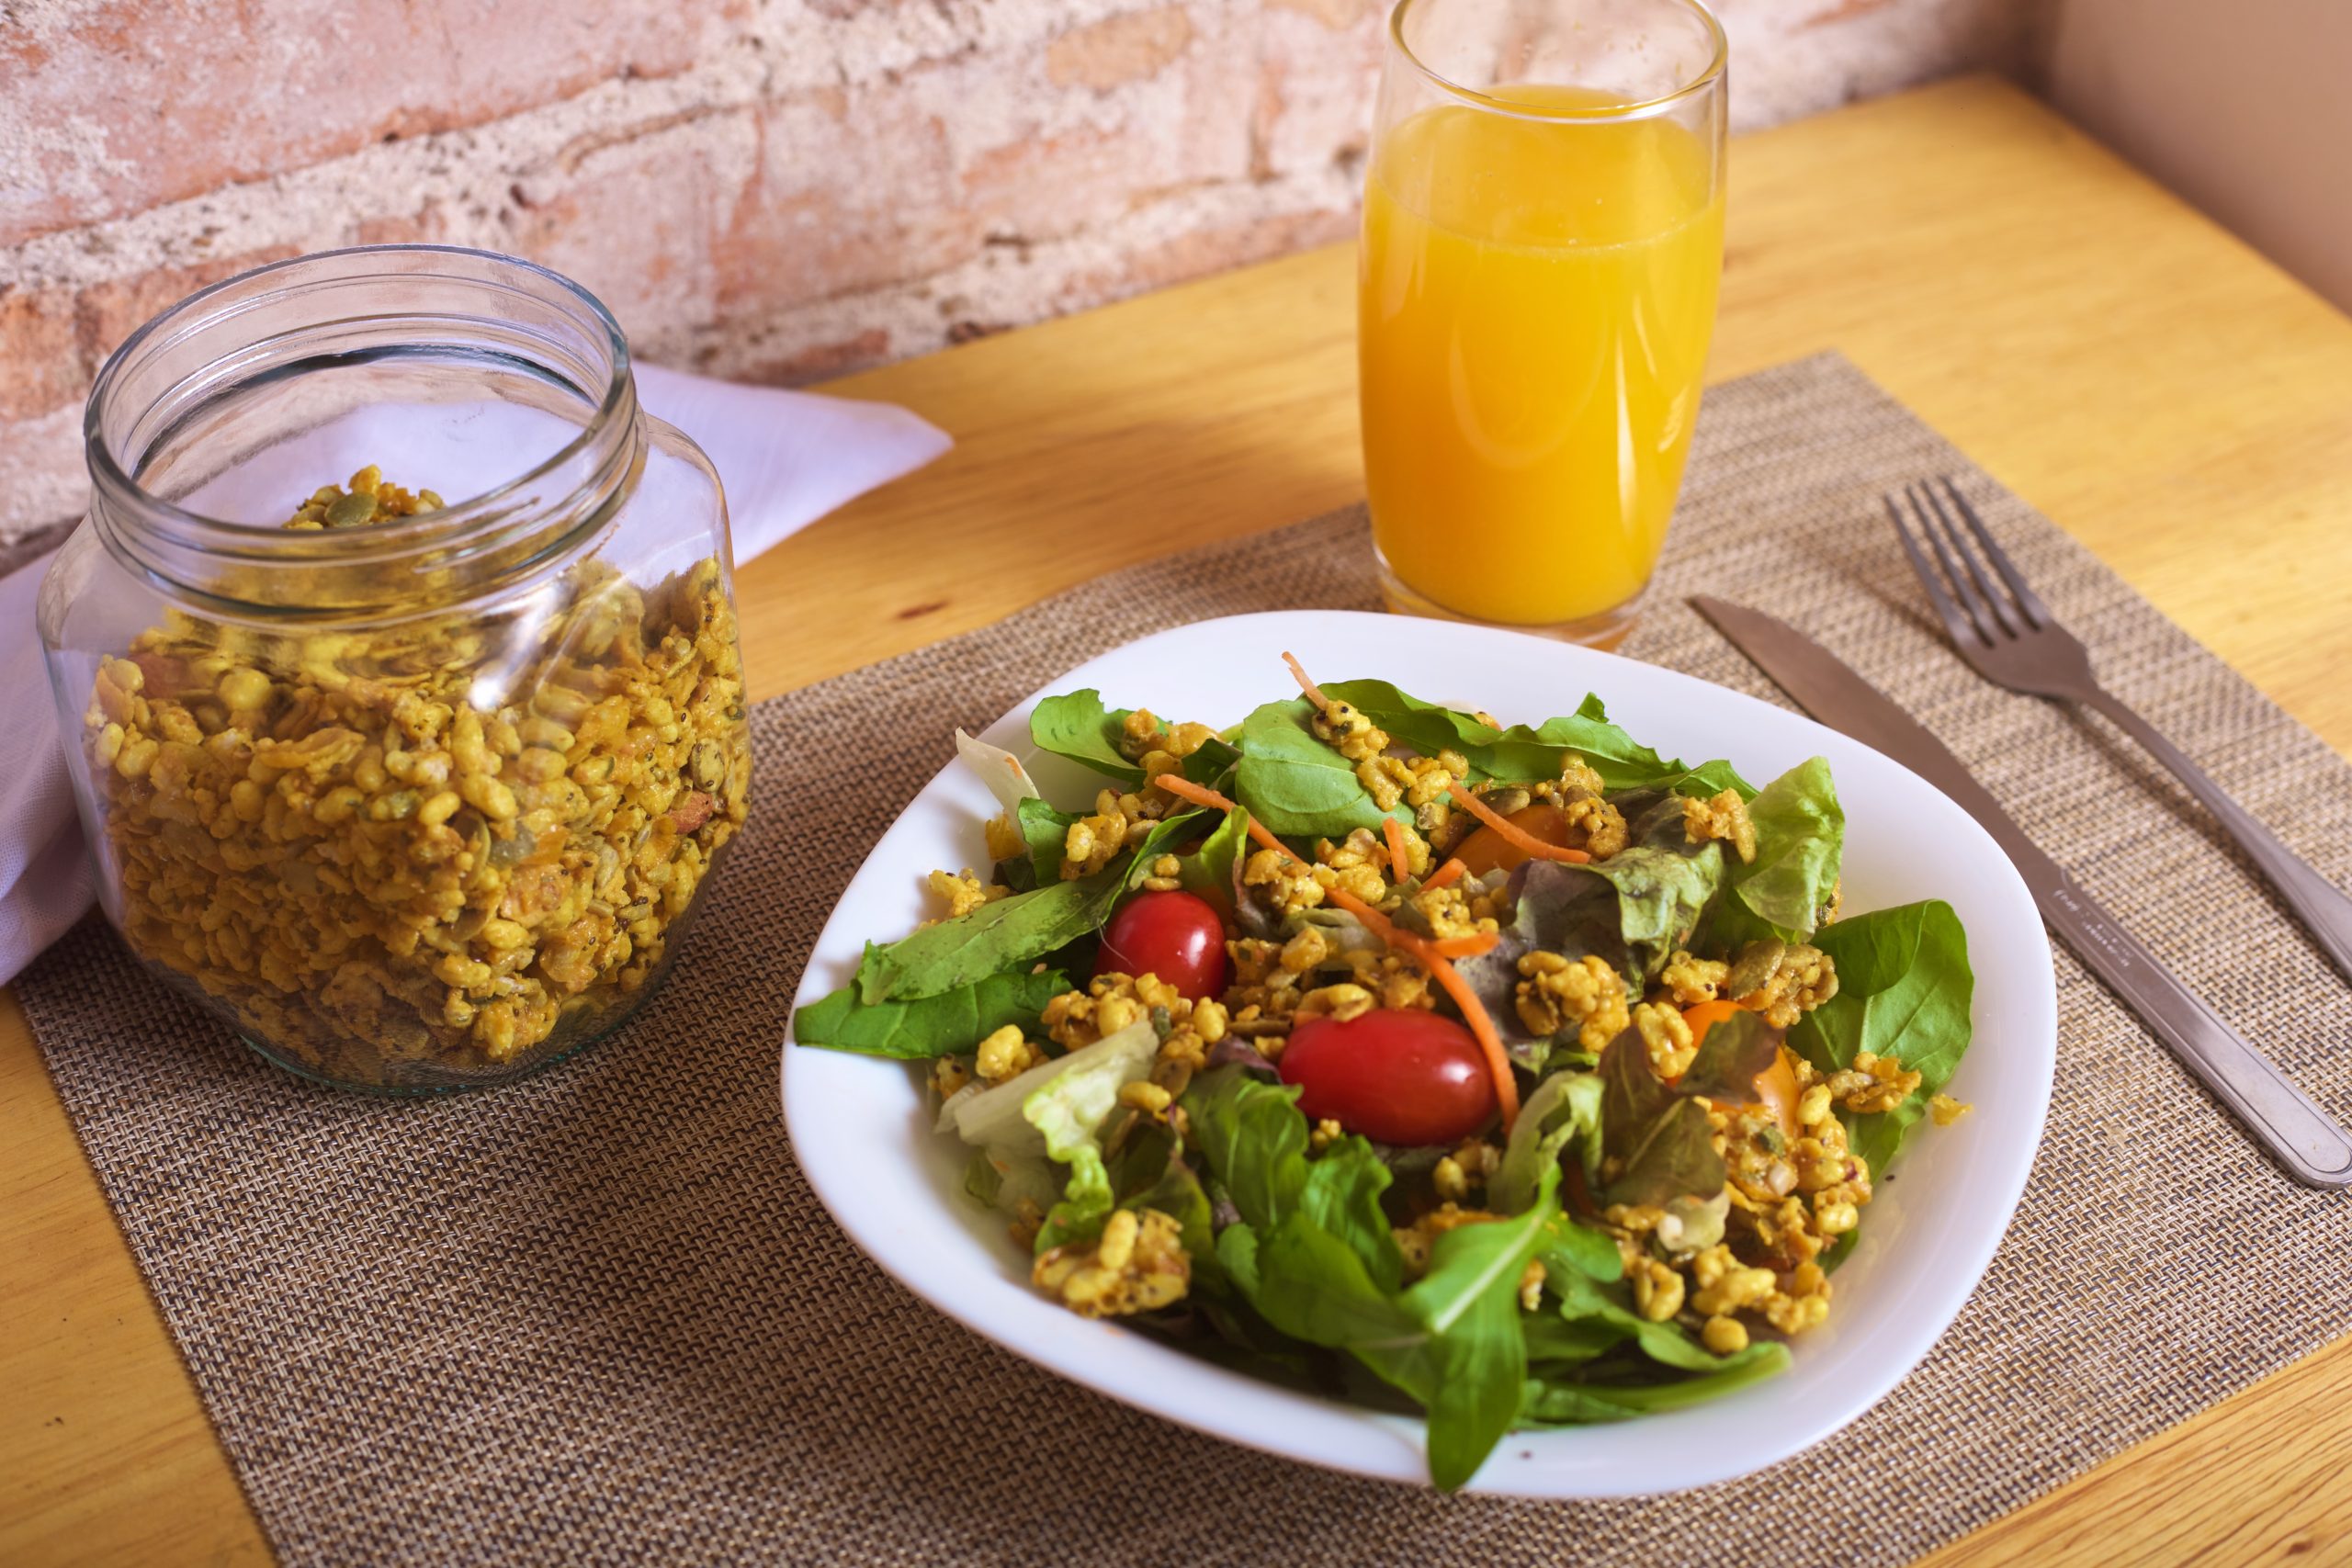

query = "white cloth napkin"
[0,370,950,987]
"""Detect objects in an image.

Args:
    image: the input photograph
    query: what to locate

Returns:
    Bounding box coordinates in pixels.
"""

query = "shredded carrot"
[1444,782,1591,864]
[1381,816,1411,883]
[1428,931,1499,960]
[1281,650,1329,713]
[1152,772,1306,864]
[1328,886,1520,1131]
[1423,857,1467,891]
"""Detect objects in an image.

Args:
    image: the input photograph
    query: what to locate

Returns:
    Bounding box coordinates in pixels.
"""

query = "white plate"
[779,609,2056,1496]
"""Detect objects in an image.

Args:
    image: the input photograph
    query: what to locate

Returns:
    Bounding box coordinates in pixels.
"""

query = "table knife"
[1690,593,2352,1190]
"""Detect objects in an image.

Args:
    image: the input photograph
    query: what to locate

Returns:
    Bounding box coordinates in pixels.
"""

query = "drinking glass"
[1360,0,1727,646]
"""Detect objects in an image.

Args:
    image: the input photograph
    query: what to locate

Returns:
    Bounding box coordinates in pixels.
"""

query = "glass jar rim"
[1386,0,1727,121]
[82,243,634,556]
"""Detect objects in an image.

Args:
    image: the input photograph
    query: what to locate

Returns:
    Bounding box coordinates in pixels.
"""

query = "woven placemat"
[21,353,2352,1565]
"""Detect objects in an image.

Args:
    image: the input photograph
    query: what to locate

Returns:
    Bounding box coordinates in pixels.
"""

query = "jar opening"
[82,245,644,618]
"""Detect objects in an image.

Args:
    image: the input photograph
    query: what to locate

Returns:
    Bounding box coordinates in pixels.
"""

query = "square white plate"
[779,609,2056,1495]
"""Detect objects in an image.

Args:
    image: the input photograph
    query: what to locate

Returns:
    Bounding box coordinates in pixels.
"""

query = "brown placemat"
[21,353,2352,1565]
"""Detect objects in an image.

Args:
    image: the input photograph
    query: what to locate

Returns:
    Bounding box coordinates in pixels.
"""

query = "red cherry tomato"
[1279,1009,1498,1146]
[1096,889,1229,1000]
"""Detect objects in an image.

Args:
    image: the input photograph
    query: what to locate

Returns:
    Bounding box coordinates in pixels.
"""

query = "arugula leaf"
[1030,689,1147,785]
[792,968,1070,1059]
[855,871,1120,1003]
[1183,1067,1557,1489]
[1233,699,1403,840]
[1109,1125,1217,1266]
[1518,1339,1791,1425]
[1790,899,1974,1177]
[1540,1258,1767,1376]
[1378,1190,1556,1490]
[1705,757,1844,949]
[856,813,1203,1003]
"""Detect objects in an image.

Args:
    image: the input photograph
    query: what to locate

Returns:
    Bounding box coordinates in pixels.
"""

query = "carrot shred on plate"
[1444,782,1591,864]
[1382,816,1411,882]
[1423,857,1467,891]
[1153,772,1305,864]
[1281,650,1329,712]
[1327,886,1519,1131]
[1428,930,1499,960]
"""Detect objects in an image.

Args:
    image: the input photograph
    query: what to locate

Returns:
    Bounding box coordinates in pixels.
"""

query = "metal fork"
[1888,476,2352,987]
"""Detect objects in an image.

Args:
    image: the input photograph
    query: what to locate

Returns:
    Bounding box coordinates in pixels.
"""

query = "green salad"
[795,659,1975,1487]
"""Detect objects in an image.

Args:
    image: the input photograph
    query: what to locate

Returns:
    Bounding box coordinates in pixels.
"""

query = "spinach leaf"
[1014,795,1077,886]
[1317,679,1498,761]
[1317,682,1751,797]
[1233,699,1401,840]
[1517,694,1753,797]
[1180,736,1243,788]
[1706,756,1844,949]
[793,968,1070,1059]
[1790,899,1974,1177]
[1030,689,1146,785]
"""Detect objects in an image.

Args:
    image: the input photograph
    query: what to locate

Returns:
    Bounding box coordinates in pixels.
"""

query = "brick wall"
[0,0,2026,550]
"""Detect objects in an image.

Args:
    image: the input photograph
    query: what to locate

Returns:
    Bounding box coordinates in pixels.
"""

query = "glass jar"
[36,245,752,1094]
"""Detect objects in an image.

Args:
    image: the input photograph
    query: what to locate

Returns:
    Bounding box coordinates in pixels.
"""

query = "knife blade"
[1690,593,2352,1190]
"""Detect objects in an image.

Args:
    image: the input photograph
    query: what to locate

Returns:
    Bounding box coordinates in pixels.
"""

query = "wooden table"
[6,73,2351,1564]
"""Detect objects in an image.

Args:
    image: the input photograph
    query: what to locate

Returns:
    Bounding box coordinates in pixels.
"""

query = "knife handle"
[2041,872,2352,1189]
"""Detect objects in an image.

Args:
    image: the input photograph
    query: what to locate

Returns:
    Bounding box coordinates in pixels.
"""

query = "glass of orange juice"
[1361,0,1727,646]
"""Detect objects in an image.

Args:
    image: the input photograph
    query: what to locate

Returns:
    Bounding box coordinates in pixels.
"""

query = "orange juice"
[1360,85,1724,628]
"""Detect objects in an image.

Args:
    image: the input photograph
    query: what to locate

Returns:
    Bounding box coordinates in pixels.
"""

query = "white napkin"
[0,370,950,987]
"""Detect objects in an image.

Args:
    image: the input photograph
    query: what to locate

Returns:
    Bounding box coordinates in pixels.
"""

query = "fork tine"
[1883,491,1985,648]
[1904,483,2003,645]
[1938,477,2051,628]
[1917,481,2024,638]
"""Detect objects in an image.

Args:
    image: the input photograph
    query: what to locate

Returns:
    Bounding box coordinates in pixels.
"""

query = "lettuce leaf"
[1490,1068,1604,1216]
[1705,756,1844,948]
[1790,898,1974,1178]
[947,1020,1159,1246]
[792,968,1070,1059]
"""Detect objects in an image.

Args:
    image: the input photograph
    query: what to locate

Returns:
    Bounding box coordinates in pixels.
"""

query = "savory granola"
[82,466,751,1085]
